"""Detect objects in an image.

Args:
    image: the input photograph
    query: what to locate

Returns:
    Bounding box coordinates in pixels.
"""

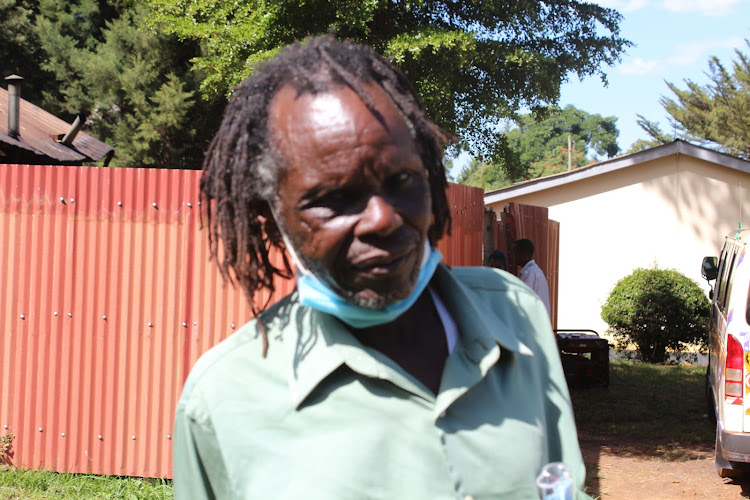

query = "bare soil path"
[581,438,750,499]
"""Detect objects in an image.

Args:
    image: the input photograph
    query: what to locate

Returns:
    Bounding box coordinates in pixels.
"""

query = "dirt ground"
[580,437,750,499]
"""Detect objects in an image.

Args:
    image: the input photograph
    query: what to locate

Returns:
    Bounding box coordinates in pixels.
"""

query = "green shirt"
[173,265,588,499]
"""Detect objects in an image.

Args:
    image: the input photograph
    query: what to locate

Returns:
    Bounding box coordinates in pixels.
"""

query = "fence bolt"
[38,427,43,432]
[117,201,122,207]
[193,321,197,326]
[68,312,72,318]
[70,198,74,203]
[231,323,236,329]
[187,202,192,208]
[4,425,7,429]
[59,197,65,203]
[20,314,25,320]
[167,434,172,440]
[102,315,107,320]
[61,433,65,437]
[182,322,187,327]
[54,312,58,316]
[148,322,153,327]
[131,435,136,440]
[98,435,103,440]
[152,203,157,208]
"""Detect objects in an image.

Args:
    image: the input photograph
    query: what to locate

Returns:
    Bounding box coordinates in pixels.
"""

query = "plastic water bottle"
[536,462,573,500]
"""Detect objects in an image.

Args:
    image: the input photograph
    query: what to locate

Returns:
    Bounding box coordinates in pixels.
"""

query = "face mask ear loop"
[268,202,310,277]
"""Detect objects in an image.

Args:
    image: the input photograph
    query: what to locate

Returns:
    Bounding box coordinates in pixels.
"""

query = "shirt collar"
[431,265,533,357]
[284,264,533,408]
[521,259,536,274]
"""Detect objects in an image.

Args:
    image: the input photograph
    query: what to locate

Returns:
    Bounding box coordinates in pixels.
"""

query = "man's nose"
[355,195,403,237]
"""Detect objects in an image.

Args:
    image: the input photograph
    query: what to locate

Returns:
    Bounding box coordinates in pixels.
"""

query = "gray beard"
[273,213,420,310]
[303,254,419,310]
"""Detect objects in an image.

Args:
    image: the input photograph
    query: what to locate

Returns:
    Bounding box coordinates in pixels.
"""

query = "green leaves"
[143,0,630,160]
[601,267,710,363]
[457,104,620,189]
[10,1,227,169]
[639,40,750,160]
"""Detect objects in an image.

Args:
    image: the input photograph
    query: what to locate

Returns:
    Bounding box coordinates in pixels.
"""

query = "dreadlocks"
[201,35,455,317]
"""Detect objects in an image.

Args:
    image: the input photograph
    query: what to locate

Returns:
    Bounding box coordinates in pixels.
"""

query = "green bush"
[601,267,709,363]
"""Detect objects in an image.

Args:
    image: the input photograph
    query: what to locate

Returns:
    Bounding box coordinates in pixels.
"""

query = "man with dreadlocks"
[173,35,588,499]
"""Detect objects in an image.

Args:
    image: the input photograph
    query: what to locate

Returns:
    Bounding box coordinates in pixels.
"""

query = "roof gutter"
[5,74,23,139]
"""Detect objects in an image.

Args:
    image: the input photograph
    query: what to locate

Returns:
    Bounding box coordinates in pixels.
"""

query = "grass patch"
[0,469,172,499]
[570,360,715,455]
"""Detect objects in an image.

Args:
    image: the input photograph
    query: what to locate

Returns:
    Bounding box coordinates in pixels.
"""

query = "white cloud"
[619,57,665,76]
[662,0,740,16]
[618,36,747,76]
[667,36,746,66]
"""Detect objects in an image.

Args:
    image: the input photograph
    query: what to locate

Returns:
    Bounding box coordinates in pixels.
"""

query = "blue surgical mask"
[296,243,443,329]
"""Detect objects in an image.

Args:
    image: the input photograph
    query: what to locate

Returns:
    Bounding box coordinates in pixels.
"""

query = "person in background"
[173,35,587,499]
[487,249,508,271]
[512,238,551,318]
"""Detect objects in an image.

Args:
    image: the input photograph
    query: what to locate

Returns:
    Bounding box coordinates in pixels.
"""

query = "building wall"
[487,154,750,338]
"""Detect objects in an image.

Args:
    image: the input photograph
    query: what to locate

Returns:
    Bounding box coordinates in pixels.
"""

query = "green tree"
[601,267,709,363]
[457,105,619,189]
[456,157,512,191]
[527,145,589,178]
[625,115,674,153]
[506,105,619,179]
[0,0,55,104]
[638,40,750,160]
[35,0,226,168]
[146,0,630,161]
[1,0,225,168]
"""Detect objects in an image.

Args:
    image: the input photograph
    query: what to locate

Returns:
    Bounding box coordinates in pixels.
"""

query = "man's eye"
[389,171,415,188]
[308,190,349,209]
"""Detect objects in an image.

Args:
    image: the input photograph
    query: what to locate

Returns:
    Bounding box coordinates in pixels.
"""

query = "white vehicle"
[702,229,750,478]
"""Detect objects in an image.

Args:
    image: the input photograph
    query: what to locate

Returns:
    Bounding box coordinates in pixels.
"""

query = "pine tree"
[639,40,750,160]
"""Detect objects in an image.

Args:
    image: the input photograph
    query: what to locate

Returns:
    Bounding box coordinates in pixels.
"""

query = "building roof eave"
[484,140,750,206]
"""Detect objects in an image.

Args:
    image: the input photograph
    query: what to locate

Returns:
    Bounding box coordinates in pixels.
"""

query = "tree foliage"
[455,157,512,191]
[0,0,225,168]
[601,267,709,363]
[146,0,630,160]
[457,105,620,189]
[0,0,53,104]
[527,146,589,178]
[638,40,750,160]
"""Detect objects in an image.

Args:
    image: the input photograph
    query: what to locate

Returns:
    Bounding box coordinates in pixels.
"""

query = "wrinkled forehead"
[267,81,415,163]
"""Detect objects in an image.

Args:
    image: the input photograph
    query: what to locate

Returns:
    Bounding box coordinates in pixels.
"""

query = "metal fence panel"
[0,164,483,478]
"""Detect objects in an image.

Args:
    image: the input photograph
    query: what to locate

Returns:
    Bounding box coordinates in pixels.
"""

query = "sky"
[451,0,750,175]
[561,0,750,154]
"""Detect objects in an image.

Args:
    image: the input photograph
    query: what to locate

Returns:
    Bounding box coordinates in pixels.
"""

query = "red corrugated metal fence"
[0,164,484,478]
[493,202,559,329]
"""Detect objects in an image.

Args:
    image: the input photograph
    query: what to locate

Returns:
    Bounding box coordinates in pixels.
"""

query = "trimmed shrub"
[601,267,709,363]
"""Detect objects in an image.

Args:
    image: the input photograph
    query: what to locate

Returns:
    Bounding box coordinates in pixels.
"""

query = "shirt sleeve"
[534,307,591,499]
[173,397,231,500]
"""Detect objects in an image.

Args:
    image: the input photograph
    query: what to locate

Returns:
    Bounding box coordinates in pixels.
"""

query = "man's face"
[269,83,433,308]
[511,245,527,268]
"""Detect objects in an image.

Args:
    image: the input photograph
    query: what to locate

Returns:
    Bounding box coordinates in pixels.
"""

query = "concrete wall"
[487,153,750,337]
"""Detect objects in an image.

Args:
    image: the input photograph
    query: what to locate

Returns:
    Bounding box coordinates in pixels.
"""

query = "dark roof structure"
[0,79,114,165]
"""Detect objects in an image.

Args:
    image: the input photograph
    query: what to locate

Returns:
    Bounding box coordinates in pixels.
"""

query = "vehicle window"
[718,246,738,314]
[714,243,730,307]
[723,252,737,313]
